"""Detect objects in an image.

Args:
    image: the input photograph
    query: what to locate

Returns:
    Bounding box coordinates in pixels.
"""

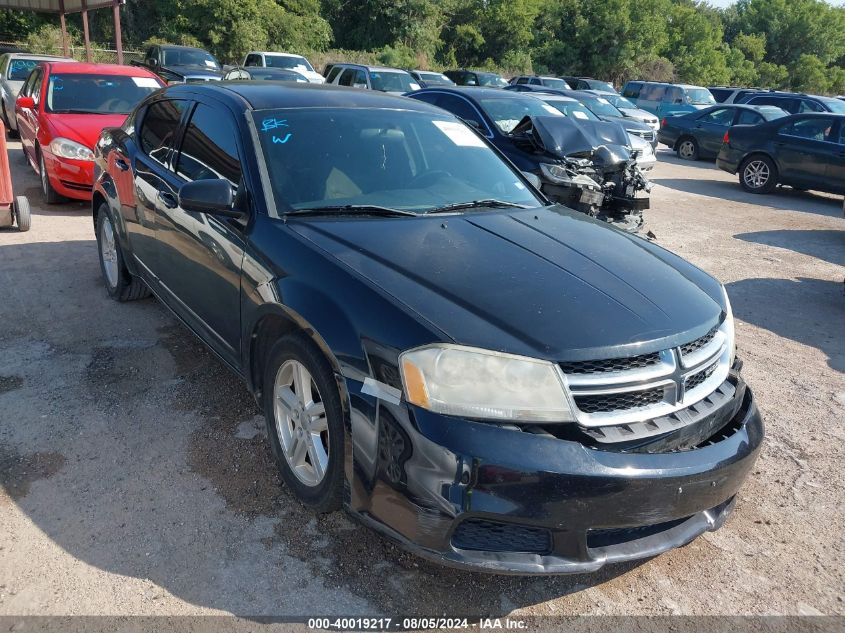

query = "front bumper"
[348,376,763,574]
[43,152,94,200]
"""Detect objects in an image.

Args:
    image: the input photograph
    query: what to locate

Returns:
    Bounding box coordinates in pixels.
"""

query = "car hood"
[619,107,659,123]
[45,113,127,149]
[287,207,725,360]
[167,64,222,78]
[599,114,651,131]
[511,115,631,159]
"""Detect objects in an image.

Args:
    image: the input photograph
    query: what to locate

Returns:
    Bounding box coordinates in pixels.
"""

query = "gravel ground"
[0,143,843,618]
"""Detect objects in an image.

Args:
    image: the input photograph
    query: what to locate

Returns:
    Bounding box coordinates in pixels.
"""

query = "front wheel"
[38,150,62,204]
[96,204,149,301]
[739,155,778,194]
[263,334,344,513]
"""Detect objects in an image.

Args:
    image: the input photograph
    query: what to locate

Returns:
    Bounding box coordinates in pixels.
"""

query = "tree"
[664,1,730,85]
[790,53,830,94]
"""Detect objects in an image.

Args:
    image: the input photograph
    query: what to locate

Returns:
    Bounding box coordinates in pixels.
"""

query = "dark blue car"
[658,104,788,160]
[91,82,763,574]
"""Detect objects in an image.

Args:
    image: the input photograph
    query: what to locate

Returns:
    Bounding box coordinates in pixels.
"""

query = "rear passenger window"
[245,54,262,67]
[139,99,186,165]
[517,77,529,85]
[700,108,735,125]
[736,110,763,125]
[780,117,836,142]
[176,103,241,184]
[326,66,342,83]
[798,99,824,113]
[338,68,356,86]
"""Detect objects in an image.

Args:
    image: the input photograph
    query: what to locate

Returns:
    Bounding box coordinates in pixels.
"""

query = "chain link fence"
[0,40,143,65]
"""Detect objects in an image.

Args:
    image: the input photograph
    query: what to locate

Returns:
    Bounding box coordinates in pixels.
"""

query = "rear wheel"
[263,334,344,513]
[96,204,149,301]
[677,137,699,160]
[38,150,62,204]
[739,155,777,194]
[1,102,17,139]
[13,196,30,232]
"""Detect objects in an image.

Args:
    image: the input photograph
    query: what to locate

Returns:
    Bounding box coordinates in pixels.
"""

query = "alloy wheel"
[743,160,770,189]
[273,359,330,487]
[99,214,119,289]
[678,140,696,159]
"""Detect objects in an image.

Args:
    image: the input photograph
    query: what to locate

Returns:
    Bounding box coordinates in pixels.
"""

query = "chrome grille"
[561,321,731,442]
[574,387,665,414]
[560,352,661,375]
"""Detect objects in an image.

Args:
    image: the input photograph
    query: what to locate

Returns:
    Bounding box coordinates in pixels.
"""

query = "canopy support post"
[81,1,92,63]
[113,1,123,65]
[58,0,69,57]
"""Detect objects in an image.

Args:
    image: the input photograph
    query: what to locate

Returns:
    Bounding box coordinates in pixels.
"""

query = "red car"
[15,62,164,203]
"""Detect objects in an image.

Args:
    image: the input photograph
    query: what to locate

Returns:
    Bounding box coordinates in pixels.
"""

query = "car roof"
[159,45,208,51]
[163,82,446,113]
[415,86,530,99]
[6,53,73,61]
[532,94,578,103]
[331,63,407,72]
[45,62,159,77]
[251,52,306,57]
[413,69,443,74]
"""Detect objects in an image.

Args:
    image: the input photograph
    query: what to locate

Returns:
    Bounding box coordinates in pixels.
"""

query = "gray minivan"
[623,81,716,118]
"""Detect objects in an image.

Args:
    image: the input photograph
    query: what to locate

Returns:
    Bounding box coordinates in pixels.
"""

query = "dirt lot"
[0,143,843,618]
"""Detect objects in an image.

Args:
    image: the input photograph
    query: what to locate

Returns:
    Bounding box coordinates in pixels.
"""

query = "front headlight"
[49,137,94,161]
[399,344,575,422]
[721,285,736,366]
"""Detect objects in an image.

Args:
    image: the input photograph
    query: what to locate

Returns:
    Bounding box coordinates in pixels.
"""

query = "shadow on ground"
[735,229,845,268]
[0,240,640,617]
[727,276,845,373]
[653,176,843,219]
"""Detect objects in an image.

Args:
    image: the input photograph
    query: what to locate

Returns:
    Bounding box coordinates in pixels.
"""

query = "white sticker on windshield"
[573,111,589,119]
[409,83,421,91]
[433,120,486,147]
[541,104,561,115]
[204,60,216,67]
[132,77,161,88]
[597,98,610,104]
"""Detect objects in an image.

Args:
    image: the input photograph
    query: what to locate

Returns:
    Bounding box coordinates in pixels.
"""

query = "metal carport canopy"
[0,0,126,63]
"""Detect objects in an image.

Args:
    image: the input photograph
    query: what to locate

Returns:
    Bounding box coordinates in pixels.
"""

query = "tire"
[96,204,150,302]
[263,333,344,513]
[13,196,30,232]
[1,102,17,139]
[38,149,62,204]
[676,136,699,160]
[739,155,778,194]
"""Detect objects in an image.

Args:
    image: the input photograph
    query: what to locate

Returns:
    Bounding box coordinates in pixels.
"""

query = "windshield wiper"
[283,204,417,218]
[424,199,529,215]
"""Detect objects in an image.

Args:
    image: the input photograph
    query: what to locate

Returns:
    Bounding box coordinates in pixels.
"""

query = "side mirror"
[16,96,34,110]
[462,118,484,132]
[178,179,241,217]
[521,171,542,190]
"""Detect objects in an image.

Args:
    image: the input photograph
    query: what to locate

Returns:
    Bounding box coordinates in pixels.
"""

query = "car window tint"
[517,77,529,85]
[176,103,241,184]
[326,66,342,83]
[736,110,763,125]
[701,108,735,125]
[8,59,40,81]
[338,68,356,86]
[667,87,683,103]
[20,67,38,96]
[435,94,486,131]
[30,68,43,104]
[245,54,261,66]
[780,117,836,142]
[798,99,825,113]
[139,99,187,165]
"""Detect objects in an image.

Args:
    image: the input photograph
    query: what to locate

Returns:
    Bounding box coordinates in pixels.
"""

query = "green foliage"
[1,0,844,93]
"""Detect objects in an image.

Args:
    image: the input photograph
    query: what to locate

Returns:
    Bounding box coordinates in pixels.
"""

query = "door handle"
[115,158,129,172]
[157,190,178,209]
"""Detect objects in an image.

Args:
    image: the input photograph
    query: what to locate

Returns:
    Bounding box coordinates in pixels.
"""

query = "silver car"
[591,90,660,133]
[0,53,73,134]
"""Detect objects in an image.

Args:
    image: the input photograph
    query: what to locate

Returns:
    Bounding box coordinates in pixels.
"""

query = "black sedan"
[92,82,762,574]
[659,105,787,160]
[222,67,308,82]
[717,112,845,194]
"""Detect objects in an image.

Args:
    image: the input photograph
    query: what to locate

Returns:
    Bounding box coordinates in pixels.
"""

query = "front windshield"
[605,94,636,110]
[479,96,564,133]
[252,70,306,82]
[252,108,541,214]
[580,95,622,117]
[477,74,508,88]
[370,71,418,92]
[686,88,716,105]
[266,55,315,72]
[541,99,600,121]
[8,59,40,81]
[541,78,569,90]
[164,49,219,69]
[420,73,452,86]
[46,74,162,114]
[820,98,845,114]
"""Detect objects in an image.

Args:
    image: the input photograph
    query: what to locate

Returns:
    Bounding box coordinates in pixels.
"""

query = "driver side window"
[139,99,187,166]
